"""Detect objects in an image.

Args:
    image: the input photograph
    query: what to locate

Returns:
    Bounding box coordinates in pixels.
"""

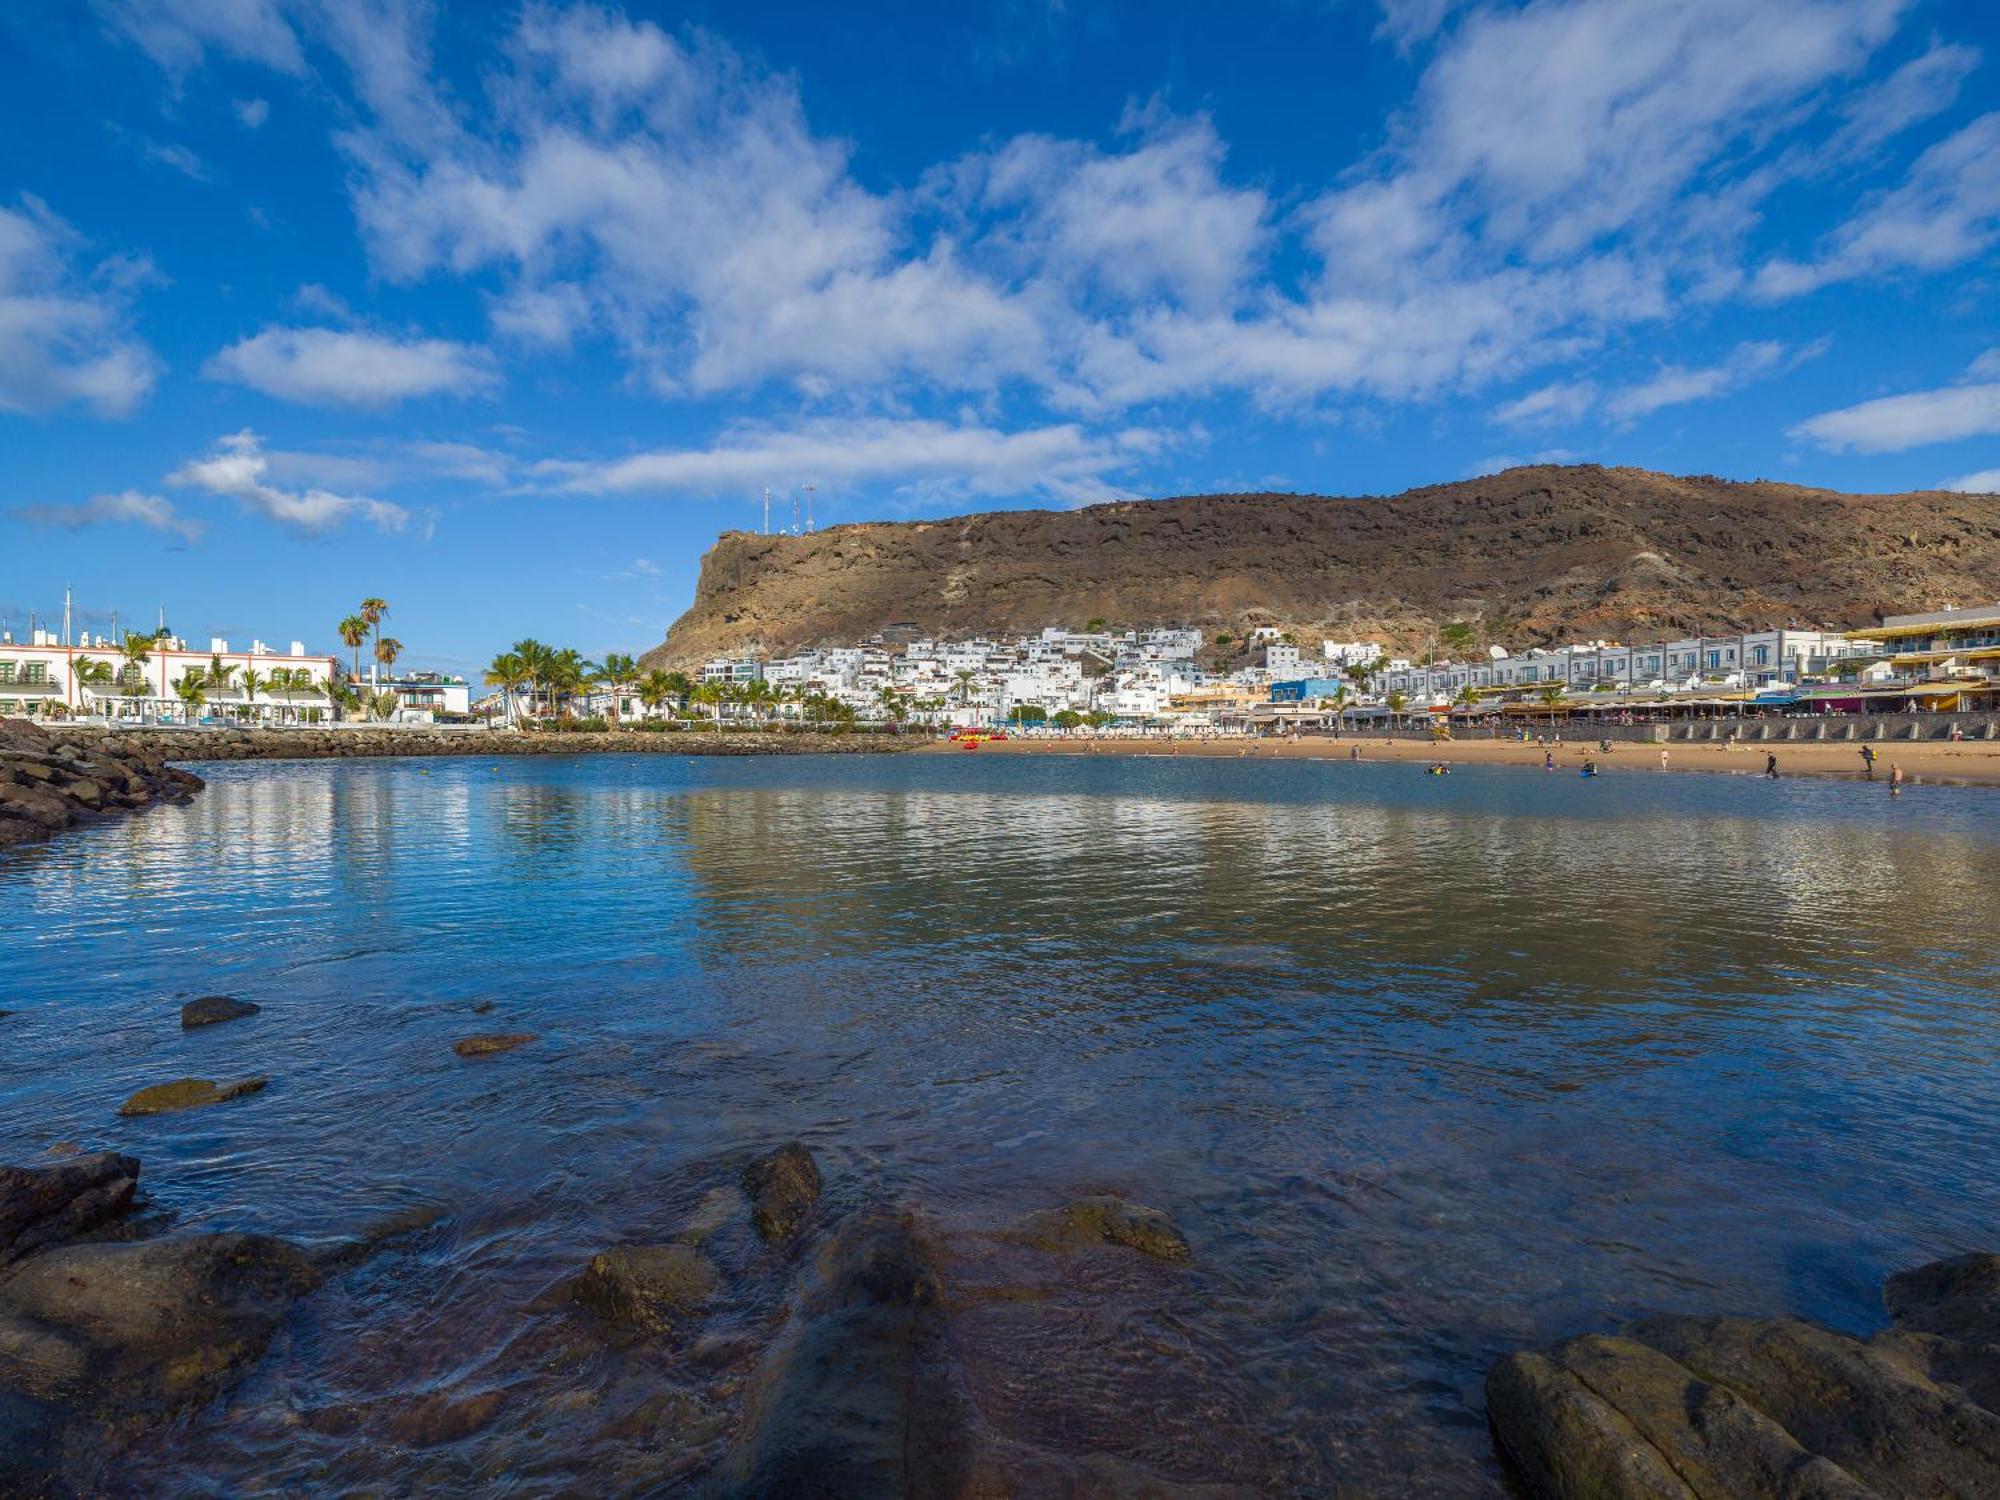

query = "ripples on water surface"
[4,754,1999,1494]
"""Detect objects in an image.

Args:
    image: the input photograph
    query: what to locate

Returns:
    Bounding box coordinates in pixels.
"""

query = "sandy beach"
[931,730,2000,786]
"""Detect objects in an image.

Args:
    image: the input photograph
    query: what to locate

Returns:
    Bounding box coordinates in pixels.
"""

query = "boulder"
[179,996,260,1029]
[571,1244,719,1333]
[714,1209,976,1498]
[741,1143,821,1245]
[453,1033,535,1058]
[116,1077,267,1117]
[1015,1195,1192,1263]
[1488,1253,2000,1500]
[0,1154,140,1267]
[0,1233,320,1414]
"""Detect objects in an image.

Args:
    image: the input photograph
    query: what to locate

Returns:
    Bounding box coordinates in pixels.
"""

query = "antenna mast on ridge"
[763,486,771,535]
[805,481,816,533]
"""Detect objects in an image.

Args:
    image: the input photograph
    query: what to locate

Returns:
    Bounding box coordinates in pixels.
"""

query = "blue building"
[1270,678,1348,703]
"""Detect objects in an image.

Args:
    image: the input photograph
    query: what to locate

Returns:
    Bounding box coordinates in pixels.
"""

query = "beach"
[936,729,2000,785]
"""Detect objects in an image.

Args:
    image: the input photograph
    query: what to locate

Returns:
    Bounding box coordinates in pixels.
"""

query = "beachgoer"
[1659,748,1670,771]
[1860,745,1876,779]
[1765,752,1778,779]
[1582,758,1598,777]
[1543,750,1555,771]
[1890,764,1905,797]
[1349,745,1361,761]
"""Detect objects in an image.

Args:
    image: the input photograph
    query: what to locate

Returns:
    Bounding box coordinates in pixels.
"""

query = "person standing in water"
[1543,749,1555,771]
[1766,752,1779,779]
[1659,748,1670,771]
[1890,763,1905,798]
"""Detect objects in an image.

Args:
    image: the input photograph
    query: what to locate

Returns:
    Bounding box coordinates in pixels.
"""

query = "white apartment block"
[0,628,339,722]
[1374,629,1865,701]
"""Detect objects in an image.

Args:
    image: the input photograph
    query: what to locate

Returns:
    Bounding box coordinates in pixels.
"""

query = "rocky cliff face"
[646,464,2000,665]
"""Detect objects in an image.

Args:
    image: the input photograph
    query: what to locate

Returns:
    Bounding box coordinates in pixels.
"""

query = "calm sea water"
[4,752,1998,1495]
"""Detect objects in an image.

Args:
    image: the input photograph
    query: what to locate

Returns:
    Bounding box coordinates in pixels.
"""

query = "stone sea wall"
[59,725,922,764]
[0,719,203,851]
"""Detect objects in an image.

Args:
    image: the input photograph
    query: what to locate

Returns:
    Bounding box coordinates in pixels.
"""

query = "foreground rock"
[572,1244,719,1334]
[0,1154,140,1268]
[0,719,202,852]
[1488,1252,2000,1498]
[1014,1194,1192,1263]
[454,1032,535,1058]
[117,1077,268,1116]
[179,995,260,1028]
[715,1209,975,1497]
[0,1233,320,1415]
[741,1143,821,1245]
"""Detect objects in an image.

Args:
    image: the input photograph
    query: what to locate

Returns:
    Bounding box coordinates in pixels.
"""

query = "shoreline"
[926,732,2000,786]
[61,726,922,765]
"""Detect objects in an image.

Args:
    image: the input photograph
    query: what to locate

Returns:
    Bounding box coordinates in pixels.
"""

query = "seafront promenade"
[947,729,2000,785]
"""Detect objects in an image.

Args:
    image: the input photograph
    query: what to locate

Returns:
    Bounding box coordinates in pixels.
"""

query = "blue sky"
[2,0,1997,672]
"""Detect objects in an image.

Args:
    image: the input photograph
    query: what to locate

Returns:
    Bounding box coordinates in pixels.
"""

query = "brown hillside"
[646,465,2000,666]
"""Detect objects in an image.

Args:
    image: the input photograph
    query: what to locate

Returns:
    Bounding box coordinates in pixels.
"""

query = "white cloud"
[0,200,159,417]
[1470,448,1581,477]
[1494,379,1597,429]
[1756,112,2000,297]
[1819,40,1980,161]
[1376,0,1463,52]
[10,488,202,541]
[94,0,304,75]
[204,325,498,407]
[169,430,410,532]
[1792,383,2000,452]
[1944,468,2000,493]
[1603,340,1811,422]
[234,97,271,129]
[540,416,1167,506]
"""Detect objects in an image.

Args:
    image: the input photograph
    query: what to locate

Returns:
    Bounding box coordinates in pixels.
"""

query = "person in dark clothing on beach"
[1860,745,1876,779]
[1766,753,1779,778]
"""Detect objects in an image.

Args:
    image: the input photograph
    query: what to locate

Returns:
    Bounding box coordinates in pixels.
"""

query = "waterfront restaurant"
[1844,603,2000,710]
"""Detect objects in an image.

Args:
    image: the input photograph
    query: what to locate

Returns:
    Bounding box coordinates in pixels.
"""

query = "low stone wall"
[59,726,923,764]
[0,719,203,850]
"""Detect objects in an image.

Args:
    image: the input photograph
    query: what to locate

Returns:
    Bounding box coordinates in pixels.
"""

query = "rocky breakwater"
[65,725,919,763]
[1488,1254,2000,1498]
[0,718,202,852]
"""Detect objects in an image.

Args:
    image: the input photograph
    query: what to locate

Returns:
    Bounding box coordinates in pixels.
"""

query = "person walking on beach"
[1659,748,1670,771]
[1349,745,1361,761]
[1765,752,1779,779]
[1860,745,1876,779]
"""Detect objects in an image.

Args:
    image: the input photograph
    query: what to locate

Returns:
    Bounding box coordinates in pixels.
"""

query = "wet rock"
[116,1077,267,1117]
[1884,1252,2000,1343]
[715,1209,976,1498]
[1016,1195,1192,1263]
[740,1143,821,1245]
[572,1244,719,1334]
[0,1154,141,1268]
[179,996,260,1029]
[471,1000,496,1015]
[0,1389,75,1498]
[0,1233,320,1414]
[453,1032,535,1058]
[1488,1253,2000,1499]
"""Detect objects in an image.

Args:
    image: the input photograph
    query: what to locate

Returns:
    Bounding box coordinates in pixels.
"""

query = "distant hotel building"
[0,625,339,722]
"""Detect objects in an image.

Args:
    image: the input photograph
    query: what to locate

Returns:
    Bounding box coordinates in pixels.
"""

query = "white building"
[0,627,340,723]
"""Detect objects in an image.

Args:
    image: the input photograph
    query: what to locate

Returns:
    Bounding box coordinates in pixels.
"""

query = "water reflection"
[2,754,1997,1495]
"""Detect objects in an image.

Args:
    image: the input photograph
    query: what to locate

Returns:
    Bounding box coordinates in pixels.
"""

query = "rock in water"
[572,1244,719,1333]
[0,1233,320,1414]
[1487,1252,2000,1499]
[0,1154,140,1268]
[453,1033,535,1058]
[715,1209,975,1498]
[179,996,260,1029]
[741,1143,821,1245]
[1016,1195,1192,1263]
[116,1078,267,1117]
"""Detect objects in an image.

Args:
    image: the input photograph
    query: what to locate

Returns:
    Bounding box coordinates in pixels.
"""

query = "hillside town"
[7,600,1999,732]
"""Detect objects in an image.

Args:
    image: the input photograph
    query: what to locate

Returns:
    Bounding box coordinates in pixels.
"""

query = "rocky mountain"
[645,464,2000,666]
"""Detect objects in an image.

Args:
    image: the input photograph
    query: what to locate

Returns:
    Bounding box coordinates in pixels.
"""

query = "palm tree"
[485,652,529,728]
[690,678,723,730]
[953,669,977,707]
[509,639,552,721]
[72,655,113,715]
[1385,689,1408,731]
[594,652,638,728]
[240,667,266,723]
[173,671,207,723]
[338,615,368,684]
[119,630,161,719]
[373,636,403,677]
[638,668,675,722]
[358,598,389,685]
[546,648,587,718]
